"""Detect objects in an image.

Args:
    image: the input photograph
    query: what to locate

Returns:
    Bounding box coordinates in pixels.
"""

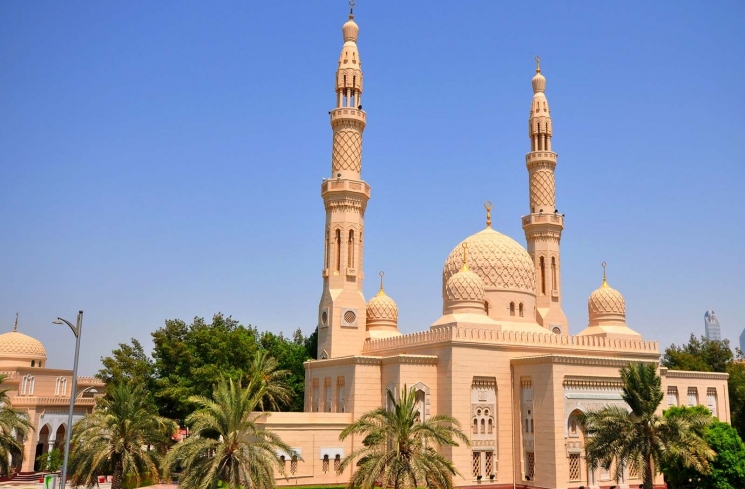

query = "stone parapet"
[13,396,96,407]
[363,324,658,355]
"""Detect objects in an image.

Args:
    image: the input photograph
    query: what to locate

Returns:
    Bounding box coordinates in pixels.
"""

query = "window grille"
[484,451,493,476]
[707,388,718,416]
[472,451,481,477]
[334,454,342,474]
[667,386,678,407]
[687,387,698,406]
[290,456,297,475]
[525,452,535,480]
[569,453,581,481]
[628,463,639,479]
[322,455,329,473]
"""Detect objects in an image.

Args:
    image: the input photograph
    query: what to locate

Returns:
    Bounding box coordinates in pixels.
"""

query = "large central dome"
[443,228,536,293]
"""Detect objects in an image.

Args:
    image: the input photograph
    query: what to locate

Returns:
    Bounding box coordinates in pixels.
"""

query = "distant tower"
[317,6,370,359]
[739,327,745,354]
[522,57,568,334]
[704,309,721,341]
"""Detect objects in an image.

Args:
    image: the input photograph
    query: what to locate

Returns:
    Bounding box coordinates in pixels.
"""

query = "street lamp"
[52,311,83,489]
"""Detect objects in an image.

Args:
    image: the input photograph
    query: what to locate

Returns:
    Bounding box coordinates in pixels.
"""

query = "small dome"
[443,228,536,293]
[445,269,485,303]
[588,282,626,316]
[532,72,546,93]
[588,277,626,328]
[342,15,359,42]
[366,290,398,323]
[0,331,47,358]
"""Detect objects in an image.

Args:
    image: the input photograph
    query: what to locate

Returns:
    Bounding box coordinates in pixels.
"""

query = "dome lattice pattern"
[443,228,536,293]
[445,269,485,302]
[367,293,398,321]
[588,285,626,316]
[0,331,47,357]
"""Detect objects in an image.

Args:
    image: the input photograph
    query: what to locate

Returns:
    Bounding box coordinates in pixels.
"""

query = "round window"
[344,310,356,324]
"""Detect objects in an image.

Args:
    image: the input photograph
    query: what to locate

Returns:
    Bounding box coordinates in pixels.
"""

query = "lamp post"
[52,311,83,489]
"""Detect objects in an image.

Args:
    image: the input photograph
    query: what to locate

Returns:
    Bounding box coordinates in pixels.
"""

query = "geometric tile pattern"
[332,129,362,173]
[366,291,398,321]
[587,285,626,316]
[445,269,485,302]
[530,169,555,208]
[0,331,47,357]
[444,228,536,293]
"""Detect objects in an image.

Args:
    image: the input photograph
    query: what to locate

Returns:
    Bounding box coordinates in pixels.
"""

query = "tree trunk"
[643,453,654,489]
[111,457,124,489]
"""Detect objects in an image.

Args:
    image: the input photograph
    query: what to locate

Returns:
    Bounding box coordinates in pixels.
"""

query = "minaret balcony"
[321,178,371,199]
[521,213,564,228]
[330,107,366,124]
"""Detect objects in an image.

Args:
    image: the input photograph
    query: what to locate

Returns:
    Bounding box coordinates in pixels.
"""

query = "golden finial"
[535,56,541,74]
[460,243,470,272]
[484,200,493,228]
[13,313,18,332]
[601,262,608,288]
[377,271,386,295]
[349,0,355,17]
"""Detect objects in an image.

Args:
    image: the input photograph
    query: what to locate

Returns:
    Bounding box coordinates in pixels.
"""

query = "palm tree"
[164,377,293,489]
[339,386,470,489]
[245,350,292,411]
[68,383,176,489]
[580,363,714,489]
[0,373,32,475]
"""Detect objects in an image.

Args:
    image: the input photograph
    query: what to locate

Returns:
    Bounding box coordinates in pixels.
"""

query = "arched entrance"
[34,424,51,472]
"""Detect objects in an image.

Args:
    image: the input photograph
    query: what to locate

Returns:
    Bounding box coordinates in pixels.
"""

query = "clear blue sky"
[1,1,744,375]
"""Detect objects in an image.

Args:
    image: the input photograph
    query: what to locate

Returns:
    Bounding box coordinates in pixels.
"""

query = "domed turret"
[444,244,486,314]
[588,277,626,326]
[578,263,641,340]
[366,272,401,340]
[0,315,47,368]
[342,15,359,42]
[442,206,537,325]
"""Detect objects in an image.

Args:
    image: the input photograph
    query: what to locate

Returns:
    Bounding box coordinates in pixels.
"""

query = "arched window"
[335,229,341,273]
[322,455,329,473]
[530,419,534,433]
[510,302,515,316]
[347,230,355,268]
[551,257,557,292]
[21,375,34,396]
[488,418,493,434]
[525,418,529,433]
[334,454,342,474]
[519,303,524,317]
[55,377,68,396]
[473,418,478,434]
[540,257,546,294]
[480,419,485,434]
[484,301,489,315]
[31,360,35,367]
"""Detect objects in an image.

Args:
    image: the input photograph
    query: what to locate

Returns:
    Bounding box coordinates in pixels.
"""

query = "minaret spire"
[13,313,18,332]
[317,6,370,359]
[522,57,569,334]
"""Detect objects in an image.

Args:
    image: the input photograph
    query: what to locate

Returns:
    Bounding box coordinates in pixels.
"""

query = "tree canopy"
[581,363,714,489]
[662,334,745,439]
[97,313,316,422]
[661,405,745,489]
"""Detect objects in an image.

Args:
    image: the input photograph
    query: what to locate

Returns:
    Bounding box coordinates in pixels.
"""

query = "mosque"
[0,315,104,476]
[255,6,732,489]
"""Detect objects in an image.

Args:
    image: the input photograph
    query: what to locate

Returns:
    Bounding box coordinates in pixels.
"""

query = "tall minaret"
[522,57,569,334]
[317,5,370,359]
